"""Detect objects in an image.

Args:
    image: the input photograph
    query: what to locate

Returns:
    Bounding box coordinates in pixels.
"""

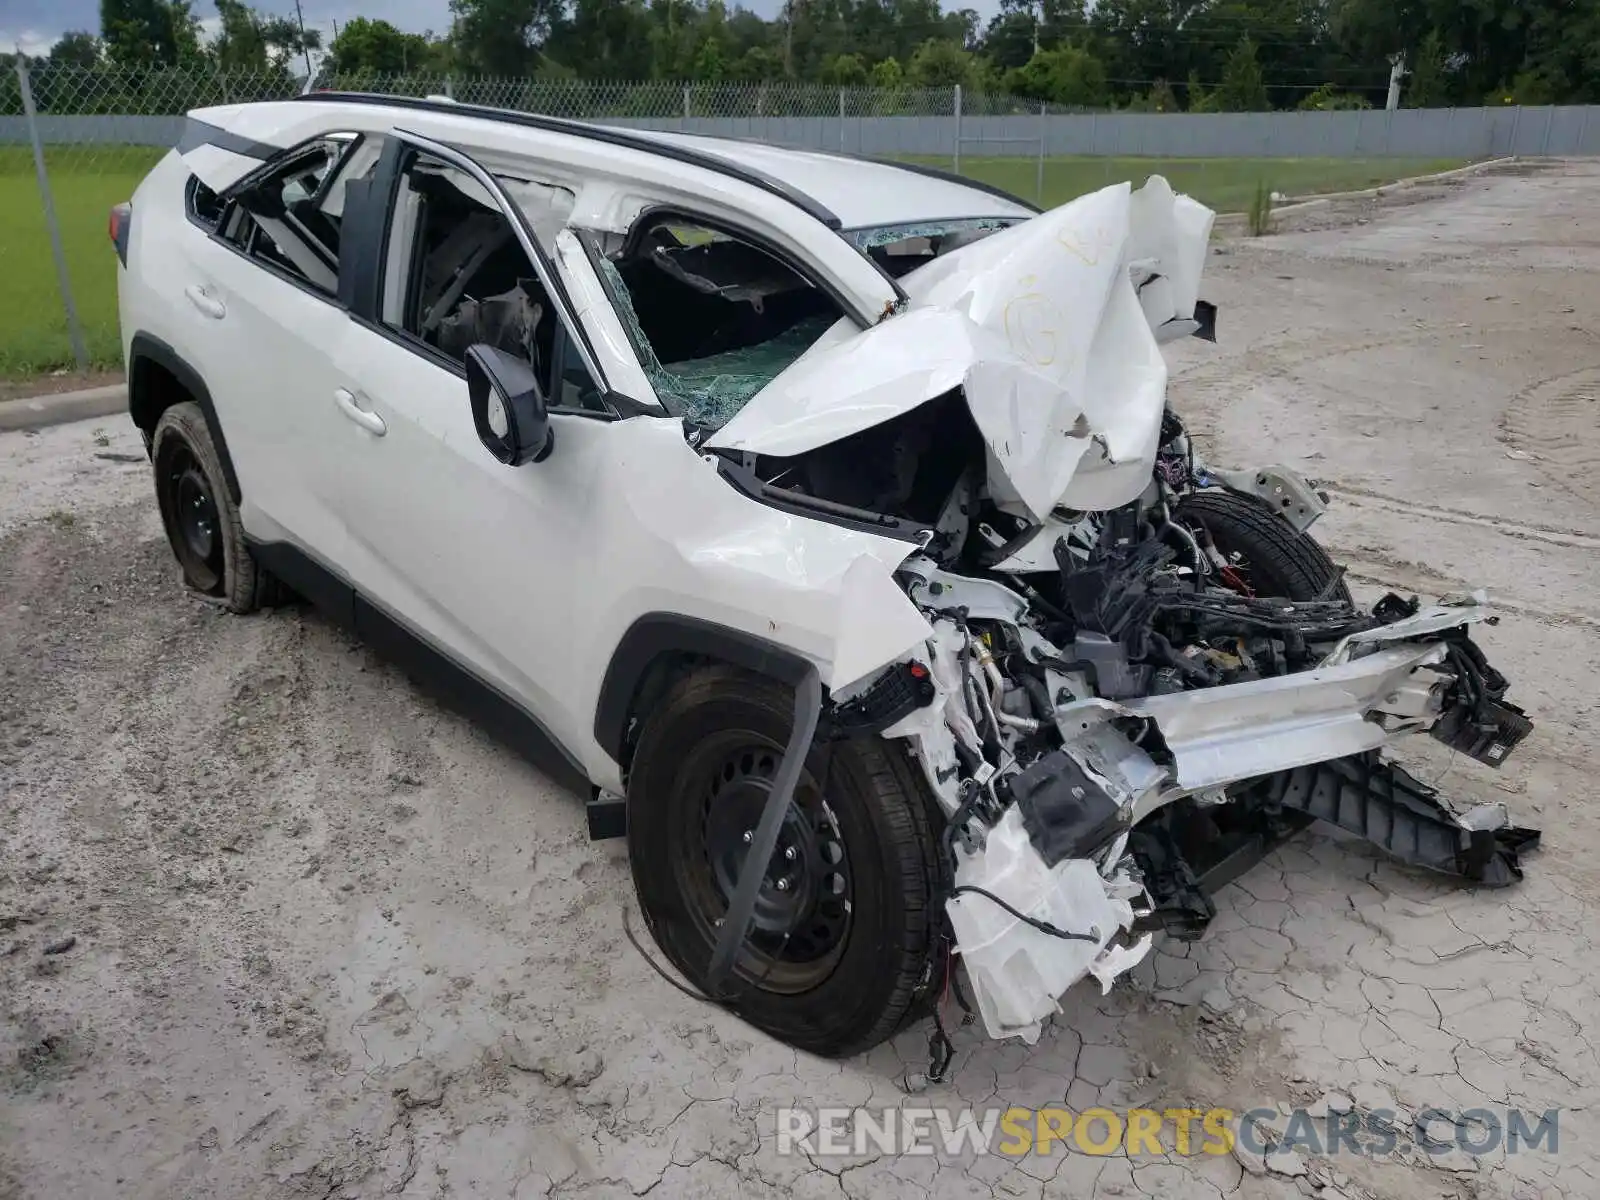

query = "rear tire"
[627,666,941,1058]
[152,402,275,613]
[1176,488,1351,604]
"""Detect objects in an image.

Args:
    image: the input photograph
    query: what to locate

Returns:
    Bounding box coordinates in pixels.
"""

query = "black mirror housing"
[466,345,553,466]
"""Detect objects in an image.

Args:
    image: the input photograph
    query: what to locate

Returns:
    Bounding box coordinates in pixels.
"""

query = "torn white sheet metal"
[1320,595,1492,666]
[708,177,1216,519]
[948,806,1150,1043]
[1127,642,1454,799]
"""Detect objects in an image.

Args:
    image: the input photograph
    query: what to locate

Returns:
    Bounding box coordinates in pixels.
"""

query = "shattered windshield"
[595,216,845,428]
[846,217,1021,278]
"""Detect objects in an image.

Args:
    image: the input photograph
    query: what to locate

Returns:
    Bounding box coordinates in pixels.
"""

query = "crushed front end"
[699,175,1539,1044]
[855,464,1538,1042]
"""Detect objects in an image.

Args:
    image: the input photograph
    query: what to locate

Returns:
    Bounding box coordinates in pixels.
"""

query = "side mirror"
[466,345,553,465]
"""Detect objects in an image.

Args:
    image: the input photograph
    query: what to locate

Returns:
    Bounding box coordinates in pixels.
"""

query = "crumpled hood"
[705,177,1215,518]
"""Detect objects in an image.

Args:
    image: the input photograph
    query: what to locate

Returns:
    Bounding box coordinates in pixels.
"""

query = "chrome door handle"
[334,388,386,436]
[183,284,226,320]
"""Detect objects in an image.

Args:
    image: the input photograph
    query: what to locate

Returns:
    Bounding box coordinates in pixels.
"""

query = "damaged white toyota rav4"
[115,94,1538,1061]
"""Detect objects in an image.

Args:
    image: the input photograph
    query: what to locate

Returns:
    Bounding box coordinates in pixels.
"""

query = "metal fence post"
[1037,102,1047,203]
[953,84,963,174]
[839,87,846,152]
[682,83,691,127]
[16,58,89,372]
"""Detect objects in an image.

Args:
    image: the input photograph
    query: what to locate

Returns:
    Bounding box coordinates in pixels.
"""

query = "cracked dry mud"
[3,160,1599,1200]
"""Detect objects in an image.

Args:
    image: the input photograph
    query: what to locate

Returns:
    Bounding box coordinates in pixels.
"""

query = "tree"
[210,2,320,73]
[1211,37,1270,111]
[1403,29,1451,107]
[48,32,104,68]
[1002,44,1107,107]
[821,52,870,86]
[907,38,972,88]
[1297,82,1370,109]
[449,0,566,75]
[870,56,904,87]
[327,17,441,75]
[101,0,203,67]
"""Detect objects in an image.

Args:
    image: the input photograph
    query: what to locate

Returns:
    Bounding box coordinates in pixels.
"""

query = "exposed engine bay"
[764,408,1538,1044]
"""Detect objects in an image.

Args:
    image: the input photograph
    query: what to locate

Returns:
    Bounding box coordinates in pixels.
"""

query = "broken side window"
[596,214,845,428]
[221,133,360,296]
[379,151,605,414]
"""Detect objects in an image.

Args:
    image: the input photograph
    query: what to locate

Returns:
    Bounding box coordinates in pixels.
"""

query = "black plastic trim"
[289,92,844,231]
[247,537,592,797]
[178,116,281,163]
[247,537,355,627]
[714,452,930,545]
[127,332,242,504]
[112,204,131,266]
[593,613,815,763]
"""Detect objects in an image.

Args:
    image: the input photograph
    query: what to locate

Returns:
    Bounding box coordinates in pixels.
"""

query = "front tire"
[1177,488,1352,604]
[627,666,942,1058]
[152,402,272,613]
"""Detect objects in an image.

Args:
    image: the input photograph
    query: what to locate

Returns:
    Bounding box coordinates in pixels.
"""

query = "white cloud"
[2,29,58,58]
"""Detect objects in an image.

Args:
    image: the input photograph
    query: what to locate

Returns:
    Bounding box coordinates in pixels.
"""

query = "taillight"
[109,202,132,266]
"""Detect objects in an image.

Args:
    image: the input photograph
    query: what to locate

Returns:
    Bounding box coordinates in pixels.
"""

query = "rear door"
[181,134,381,574]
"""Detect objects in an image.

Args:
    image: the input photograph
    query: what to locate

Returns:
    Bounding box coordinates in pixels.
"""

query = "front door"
[324,134,628,763]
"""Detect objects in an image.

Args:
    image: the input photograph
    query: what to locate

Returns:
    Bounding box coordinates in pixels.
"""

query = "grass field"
[935,154,1467,213]
[0,147,1464,380]
[1,146,164,378]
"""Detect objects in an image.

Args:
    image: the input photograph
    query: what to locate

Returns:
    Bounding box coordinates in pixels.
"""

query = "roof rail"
[289,92,843,230]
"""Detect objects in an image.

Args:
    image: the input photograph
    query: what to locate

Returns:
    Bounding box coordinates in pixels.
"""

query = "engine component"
[998,749,1127,866]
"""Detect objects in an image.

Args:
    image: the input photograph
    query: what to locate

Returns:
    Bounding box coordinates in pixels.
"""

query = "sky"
[5,0,996,61]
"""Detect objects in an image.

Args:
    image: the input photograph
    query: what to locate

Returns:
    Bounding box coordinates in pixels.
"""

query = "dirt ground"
[3,161,1598,1200]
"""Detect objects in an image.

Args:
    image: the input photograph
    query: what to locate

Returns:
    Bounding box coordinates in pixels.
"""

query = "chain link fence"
[3,62,1592,380]
[0,64,1039,377]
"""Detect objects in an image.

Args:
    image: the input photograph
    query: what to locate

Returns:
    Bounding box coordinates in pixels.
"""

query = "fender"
[593,613,815,765]
[127,332,242,505]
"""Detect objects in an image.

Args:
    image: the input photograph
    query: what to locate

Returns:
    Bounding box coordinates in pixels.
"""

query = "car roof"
[186,94,1039,239]
[280,94,1038,231]
[620,129,1039,230]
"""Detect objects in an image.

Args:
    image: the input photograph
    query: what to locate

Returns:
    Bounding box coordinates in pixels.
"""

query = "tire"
[627,665,942,1058]
[1176,488,1352,604]
[151,402,277,613]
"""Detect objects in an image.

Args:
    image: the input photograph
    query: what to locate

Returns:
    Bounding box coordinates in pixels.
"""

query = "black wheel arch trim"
[594,614,816,765]
[128,332,242,505]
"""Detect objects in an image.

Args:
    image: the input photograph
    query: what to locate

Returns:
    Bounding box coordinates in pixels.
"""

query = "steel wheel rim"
[672,733,853,994]
[161,443,224,592]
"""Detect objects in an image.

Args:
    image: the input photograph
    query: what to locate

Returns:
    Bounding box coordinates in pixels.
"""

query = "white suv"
[115,94,1537,1060]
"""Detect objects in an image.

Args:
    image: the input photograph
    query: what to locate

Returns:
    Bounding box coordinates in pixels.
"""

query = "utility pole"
[293,0,314,79]
[1386,51,1407,111]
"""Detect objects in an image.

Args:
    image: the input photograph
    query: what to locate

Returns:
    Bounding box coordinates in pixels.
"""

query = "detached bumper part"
[1267,753,1540,886]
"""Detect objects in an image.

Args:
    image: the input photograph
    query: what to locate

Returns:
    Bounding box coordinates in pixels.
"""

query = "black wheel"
[1176,488,1351,604]
[152,402,278,613]
[627,666,942,1058]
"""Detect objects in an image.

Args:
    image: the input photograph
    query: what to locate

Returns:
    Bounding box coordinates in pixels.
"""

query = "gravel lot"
[3,161,1598,1200]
